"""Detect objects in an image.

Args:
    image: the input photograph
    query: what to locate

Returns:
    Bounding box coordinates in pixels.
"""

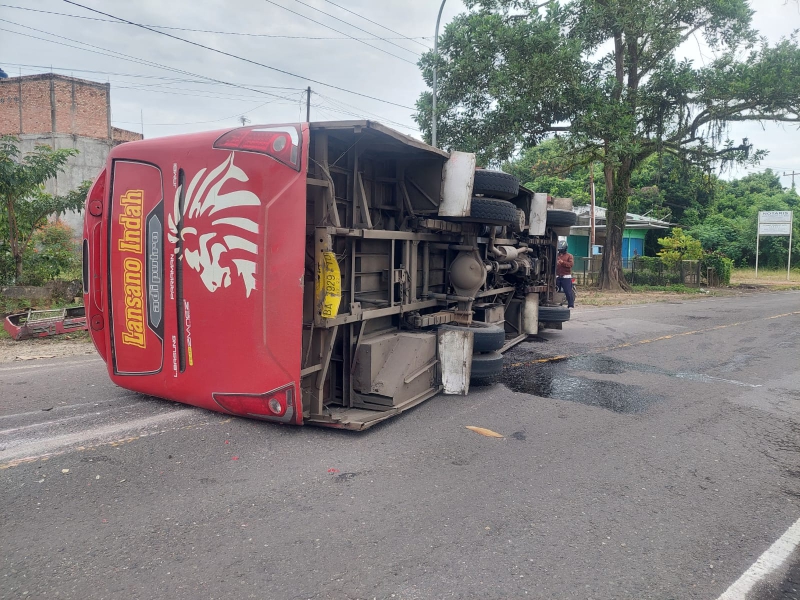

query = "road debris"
[466,426,504,438]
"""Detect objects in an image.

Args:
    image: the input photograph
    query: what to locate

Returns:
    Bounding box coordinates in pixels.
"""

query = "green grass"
[731,267,800,285]
[0,297,33,317]
[630,284,706,294]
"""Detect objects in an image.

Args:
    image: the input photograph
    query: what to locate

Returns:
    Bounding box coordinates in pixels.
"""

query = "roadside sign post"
[756,211,794,280]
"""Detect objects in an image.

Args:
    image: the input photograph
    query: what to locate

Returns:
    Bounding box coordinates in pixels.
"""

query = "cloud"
[2,0,795,185]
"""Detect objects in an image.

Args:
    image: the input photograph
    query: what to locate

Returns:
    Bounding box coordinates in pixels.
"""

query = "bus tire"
[546,209,577,227]
[469,197,519,225]
[439,323,506,353]
[470,351,504,384]
[537,305,571,322]
[473,170,520,200]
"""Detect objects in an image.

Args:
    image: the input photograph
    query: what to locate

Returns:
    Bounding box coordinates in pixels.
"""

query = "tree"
[0,136,87,281]
[416,0,800,289]
[657,228,703,268]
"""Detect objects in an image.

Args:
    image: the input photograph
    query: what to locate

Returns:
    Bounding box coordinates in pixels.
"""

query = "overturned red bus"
[83,121,574,430]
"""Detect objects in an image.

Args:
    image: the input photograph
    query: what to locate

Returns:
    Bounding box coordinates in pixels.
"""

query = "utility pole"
[589,163,596,253]
[306,86,311,123]
[784,170,799,188]
[431,0,447,148]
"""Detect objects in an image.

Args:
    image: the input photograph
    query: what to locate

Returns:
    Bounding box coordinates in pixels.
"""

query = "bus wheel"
[470,351,504,385]
[439,323,505,353]
[473,170,519,199]
[469,197,518,225]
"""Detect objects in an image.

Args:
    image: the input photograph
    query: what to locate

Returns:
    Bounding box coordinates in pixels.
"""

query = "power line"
[0,4,432,41]
[113,84,300,103]
[61,1,417,109]
[3,62,307,92]
[261,0,417,65]
[321,0,433,51]
[0,23,300,105]
[289,0,421,57]
[315,92,419,131]
[7,60,418,134]
[10,65,278,100]
[115,95,303,127]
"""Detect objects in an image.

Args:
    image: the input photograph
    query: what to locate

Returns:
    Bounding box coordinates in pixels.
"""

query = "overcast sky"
[1,0,798,186]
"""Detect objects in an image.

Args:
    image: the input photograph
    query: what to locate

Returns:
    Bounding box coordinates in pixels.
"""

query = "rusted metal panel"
[438,328,473,395]
[530,193,548,236]
[406,311,454,328]
[523,293,540,335]
[352,331,437,406]
[439,151,476,218]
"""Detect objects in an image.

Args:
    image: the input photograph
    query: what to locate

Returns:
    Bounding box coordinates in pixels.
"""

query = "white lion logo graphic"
[168,154,261,297]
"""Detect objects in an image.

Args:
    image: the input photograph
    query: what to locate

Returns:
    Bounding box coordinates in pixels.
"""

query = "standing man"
[556,241,575,309]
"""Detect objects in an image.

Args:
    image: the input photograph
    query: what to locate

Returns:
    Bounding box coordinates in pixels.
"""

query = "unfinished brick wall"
[112,126,143,144]
[0,73,140,141]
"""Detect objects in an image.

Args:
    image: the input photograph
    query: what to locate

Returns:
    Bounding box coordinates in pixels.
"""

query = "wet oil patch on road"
[503,353,759,413]
[503,359,660,413]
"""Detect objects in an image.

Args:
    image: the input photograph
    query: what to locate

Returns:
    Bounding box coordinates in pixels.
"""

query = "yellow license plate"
[316,251,341,319]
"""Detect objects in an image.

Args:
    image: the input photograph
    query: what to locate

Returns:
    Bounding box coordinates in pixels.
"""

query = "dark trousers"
[559,276,575,308]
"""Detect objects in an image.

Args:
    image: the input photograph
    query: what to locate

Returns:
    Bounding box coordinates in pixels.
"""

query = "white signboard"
[758,222,793,236]
[756,210,793,280]
[759,211,793,224]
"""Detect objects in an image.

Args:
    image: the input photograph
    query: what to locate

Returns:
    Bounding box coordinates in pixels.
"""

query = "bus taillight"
[212,384,297,424]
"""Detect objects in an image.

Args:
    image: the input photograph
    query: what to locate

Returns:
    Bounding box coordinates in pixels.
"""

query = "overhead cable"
[60,1,417,109]
[289,0,421,56]
[0,23,300,105]
[322,0,433,50]
[262,0,417,64]
[0,4,432,41]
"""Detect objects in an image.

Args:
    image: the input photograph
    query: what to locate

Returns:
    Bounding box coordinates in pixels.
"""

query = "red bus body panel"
[84,126,308,424]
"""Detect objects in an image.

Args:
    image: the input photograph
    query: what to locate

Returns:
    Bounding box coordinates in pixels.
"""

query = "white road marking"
[0,409,198,463]
[0,357,102,372]
[672,373,762,388]
[0,402,146,435]
[717,517,800,600]
[0,393,141,421]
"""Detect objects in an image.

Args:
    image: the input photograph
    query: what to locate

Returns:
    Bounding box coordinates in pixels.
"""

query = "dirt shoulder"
[577,283,798,307]
[0,333,95,363]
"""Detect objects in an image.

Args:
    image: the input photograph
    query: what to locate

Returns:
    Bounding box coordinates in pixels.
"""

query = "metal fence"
[574,257,702,287]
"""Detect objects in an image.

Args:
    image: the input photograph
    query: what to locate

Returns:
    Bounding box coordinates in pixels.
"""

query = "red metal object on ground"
[3,307,88,341]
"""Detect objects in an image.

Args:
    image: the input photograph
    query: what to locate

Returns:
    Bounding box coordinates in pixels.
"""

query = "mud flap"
[438,328,474,395]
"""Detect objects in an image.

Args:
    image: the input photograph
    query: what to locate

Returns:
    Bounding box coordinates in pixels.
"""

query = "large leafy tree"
[0,136,88,282]
[415,0,800,289]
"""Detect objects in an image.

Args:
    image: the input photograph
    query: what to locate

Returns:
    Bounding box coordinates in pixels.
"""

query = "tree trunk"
[598,163,632,291]
[14,252,23,281]
[6,197,22,282]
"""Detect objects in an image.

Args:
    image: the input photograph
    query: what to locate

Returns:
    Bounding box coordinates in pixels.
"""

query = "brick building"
[0,72,143,231]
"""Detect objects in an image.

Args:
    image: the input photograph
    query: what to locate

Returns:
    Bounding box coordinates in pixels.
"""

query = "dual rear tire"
[445,170,520,226]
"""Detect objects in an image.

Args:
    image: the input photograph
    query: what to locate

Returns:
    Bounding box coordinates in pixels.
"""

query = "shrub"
[701,252,733,286]
[18,222,80,286]
[657,228,703,269]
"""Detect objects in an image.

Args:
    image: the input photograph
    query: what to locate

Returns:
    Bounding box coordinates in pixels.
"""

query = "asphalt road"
[2,291,799,600]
